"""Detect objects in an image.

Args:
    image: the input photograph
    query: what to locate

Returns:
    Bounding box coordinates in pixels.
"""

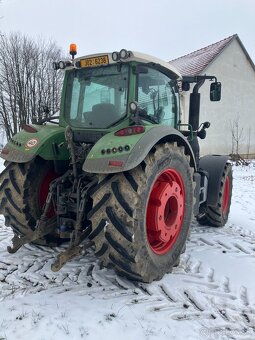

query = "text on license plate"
[80,55,109,68]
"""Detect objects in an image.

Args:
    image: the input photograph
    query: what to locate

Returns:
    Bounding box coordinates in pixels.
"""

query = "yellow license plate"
[80,55,109,68]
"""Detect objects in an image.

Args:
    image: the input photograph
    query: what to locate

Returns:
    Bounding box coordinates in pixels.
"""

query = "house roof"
[170,34,255,76]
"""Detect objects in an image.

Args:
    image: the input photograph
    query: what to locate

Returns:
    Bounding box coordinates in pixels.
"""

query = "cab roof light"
[70,43,77,59]
[119,49,130,59]
[114,125,145,137]
[53,60,72,70]
[112,49,130,62]
[59,61,66,69]
[112,51,119,61]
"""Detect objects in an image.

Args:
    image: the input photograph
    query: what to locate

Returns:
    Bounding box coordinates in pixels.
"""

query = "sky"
[0,0,255,63]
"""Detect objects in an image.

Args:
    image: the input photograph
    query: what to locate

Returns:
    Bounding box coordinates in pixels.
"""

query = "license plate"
[80,55,109,68]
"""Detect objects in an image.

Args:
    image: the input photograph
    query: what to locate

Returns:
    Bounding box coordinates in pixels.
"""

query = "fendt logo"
[25,138,39,149]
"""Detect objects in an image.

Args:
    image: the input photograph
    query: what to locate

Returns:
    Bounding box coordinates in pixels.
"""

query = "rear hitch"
[51,238,93,272]
[7,217,56,254]
[51,177,97,271]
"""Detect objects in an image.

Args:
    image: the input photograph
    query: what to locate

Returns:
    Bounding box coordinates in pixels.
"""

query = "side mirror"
[210,82,221,101]
[182,81,190,92]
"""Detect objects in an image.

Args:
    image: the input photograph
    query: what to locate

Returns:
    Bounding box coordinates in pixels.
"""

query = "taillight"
[108,160,124,167]
[22,124,38,133]
[114,125,145,136]
[1,148,9,155]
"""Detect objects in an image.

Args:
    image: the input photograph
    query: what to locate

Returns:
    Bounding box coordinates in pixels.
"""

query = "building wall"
[180,39,255,157]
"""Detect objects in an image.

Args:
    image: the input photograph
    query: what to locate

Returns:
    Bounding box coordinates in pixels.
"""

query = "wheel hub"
[146,169,185,255]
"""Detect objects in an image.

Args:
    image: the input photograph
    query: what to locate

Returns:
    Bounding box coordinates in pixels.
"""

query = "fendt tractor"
[0,45,232,283]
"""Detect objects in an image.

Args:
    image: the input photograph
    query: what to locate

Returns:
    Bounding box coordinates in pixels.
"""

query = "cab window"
[64,64,129,128]
[137,68,178,126]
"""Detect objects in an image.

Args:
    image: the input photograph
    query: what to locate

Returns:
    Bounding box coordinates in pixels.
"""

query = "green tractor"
[0,46,232,283]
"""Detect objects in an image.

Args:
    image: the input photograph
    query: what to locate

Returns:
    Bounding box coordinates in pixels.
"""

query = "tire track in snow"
[0,225,138,301]
[136,255,255,337]
[189,223,255,258]
[132,222,255,338]
[1,222,255,338]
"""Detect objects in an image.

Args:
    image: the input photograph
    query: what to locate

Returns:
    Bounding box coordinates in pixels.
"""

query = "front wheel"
[197,163,233,227]
[88,143,194,283]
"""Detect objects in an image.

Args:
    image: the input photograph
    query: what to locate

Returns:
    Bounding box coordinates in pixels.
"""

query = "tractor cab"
[56,47,182,131]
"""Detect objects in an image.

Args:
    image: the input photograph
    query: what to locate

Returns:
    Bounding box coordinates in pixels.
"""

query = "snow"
[0,160,255,340]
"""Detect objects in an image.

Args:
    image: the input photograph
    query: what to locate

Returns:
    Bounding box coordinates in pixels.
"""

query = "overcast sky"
[0,0,254,63]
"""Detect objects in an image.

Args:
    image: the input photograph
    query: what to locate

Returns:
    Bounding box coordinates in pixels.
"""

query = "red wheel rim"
[39,169,58,217]
[146,168,185,255]
[222,175,230,215]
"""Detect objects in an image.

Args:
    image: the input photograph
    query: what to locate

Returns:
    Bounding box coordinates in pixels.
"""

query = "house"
[170,34,255,158]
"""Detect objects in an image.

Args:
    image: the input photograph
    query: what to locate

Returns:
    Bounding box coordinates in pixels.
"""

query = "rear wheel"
[197,163,233,227]
[88,143,194,283]
[0,157,61,245]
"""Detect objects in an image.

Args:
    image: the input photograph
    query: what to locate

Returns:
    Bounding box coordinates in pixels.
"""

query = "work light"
[119,49,129,59]
[112,51,119,61]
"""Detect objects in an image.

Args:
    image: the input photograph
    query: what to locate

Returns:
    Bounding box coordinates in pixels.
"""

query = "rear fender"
[0,125,69,163]
[199,155,230,206]
[83,125,196,173]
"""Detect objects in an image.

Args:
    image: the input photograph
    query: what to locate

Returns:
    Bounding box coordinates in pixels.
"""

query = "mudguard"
[83,125,196,173]
[0,125,69,163]
[199,155,230,206]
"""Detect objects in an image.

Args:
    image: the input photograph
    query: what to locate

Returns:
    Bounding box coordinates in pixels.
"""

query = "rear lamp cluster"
[101,145,130,155]
[114,125,145,136]
[101,125,145,155]
[22,124,38,133]
[1,148,9,155]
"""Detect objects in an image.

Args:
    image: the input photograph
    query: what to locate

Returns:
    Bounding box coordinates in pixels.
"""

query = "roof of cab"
[74,50,182,79]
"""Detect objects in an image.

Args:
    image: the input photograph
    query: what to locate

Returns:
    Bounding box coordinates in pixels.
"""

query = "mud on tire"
[0,158,61,245]
[88,143,194,283]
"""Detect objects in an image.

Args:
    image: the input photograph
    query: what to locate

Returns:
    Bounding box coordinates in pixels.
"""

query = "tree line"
[0,32,64,140]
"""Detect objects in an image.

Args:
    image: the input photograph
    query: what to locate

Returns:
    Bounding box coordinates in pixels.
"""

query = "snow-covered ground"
[0,160,255,340]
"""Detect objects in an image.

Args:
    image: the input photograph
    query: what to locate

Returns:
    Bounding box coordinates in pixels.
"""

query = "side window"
[138,68,178,126]
[69,78,80,119]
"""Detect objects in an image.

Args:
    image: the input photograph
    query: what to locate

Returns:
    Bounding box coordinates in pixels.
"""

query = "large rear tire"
[0,157,60,245]
[88,143,194,283]
[197,163,233,227]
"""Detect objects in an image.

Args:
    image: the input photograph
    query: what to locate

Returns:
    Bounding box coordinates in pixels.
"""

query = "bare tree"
[246,127,251,159]
[0,32,64,139]
[230,115,250,165]
[230,115,244,155]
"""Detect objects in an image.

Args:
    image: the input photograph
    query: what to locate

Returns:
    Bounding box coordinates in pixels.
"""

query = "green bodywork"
[1,125,69,163]
[1,123,195,172]
[83,125,195,173]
